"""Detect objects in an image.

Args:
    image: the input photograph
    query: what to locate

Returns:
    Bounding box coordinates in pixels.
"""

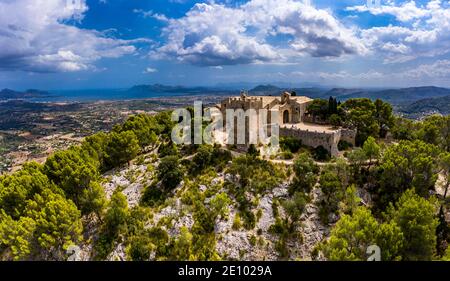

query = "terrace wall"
[280,127,356,156]
[280,126,340,156]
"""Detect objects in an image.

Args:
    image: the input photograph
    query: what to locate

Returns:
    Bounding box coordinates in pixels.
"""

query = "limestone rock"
[216,231,251,260]
[107,243,126,261]
[121,182,144,208]
[357,187,372,206]
[199,185,207,192]
[272,184,289,198]
[256,196,275,232]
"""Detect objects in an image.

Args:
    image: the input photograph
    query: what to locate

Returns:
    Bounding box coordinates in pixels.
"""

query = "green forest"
[0,97,449,261]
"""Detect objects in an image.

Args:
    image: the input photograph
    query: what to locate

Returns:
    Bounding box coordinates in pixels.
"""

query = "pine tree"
[388,189,439,261]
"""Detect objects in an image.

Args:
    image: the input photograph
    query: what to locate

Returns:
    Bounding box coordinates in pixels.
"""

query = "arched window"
[283,110,290,124]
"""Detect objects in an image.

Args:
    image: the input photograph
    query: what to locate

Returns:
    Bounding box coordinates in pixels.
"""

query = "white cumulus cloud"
[153,0,366,66]
[143,67,158,73]
[402,59,450,79]
[351,0,450,63]
[0,0,144,73]
[347,1,431,22]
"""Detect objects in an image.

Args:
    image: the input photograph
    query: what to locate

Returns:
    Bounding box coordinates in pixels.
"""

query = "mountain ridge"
[400,94,450,118]
[0,88,52,100]
[335,86,450,105]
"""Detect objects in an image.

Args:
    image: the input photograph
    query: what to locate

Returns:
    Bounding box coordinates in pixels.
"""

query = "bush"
[313,146,331,161]
[283,192,309,224]
[290,153,319,194]
[228,155,285,194]
[338,140,353,151]
[191,145,213,173]
[104,192,129,237]
[329,114,342,127]
[127,235,154,261]
[211,146,232,169]
[247,144,260,157]
[249,235,257,246]
[268,218,296,258]
[240,210,256,230]
[125,226,172,261]
[210,192,231,218]
[158,141,179,158]
[190,145,232,175]
[281,151,294,160]
[232,213,242,230]
[94,192,129,260]
[280,137,302,153]
[157,156,183,190]
[317,170,344,224]
[141,183,166,207]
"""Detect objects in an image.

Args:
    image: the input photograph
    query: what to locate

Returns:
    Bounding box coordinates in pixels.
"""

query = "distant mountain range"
[249,85,450,105]
[248,84,327,99]
[215,81,322,90]
[250,85,450,99]
[2,84,450,118]
[250,84,283,92]
[0,89,52,100]
[335,86,450,105]
[5,84,448,105]
[247,84,450,118]
[400,95,450,118]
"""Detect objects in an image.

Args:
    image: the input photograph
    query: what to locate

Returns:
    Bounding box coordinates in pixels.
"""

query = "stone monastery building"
[217,91,356,156]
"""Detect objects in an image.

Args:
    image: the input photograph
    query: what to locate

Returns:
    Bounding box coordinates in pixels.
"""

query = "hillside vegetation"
[0,98,450,261]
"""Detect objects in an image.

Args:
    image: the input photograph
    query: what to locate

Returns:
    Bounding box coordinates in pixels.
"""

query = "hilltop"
[336,86,450,105]
[0,96,449,261]
[247,85,450,109]
[0,89,52,100]
[400,95,450,118]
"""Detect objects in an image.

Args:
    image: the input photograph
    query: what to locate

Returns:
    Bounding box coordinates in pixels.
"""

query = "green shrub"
[280,137,302,153]
[338,140,353,151]
[290,153,319,194]
[249,235,257,246]
[127,235,154,261]
[190,145,232,176]
[240,210,256,230]
[281,151,294,160]
[157,156,183,190]
[232,213,242,230]
[247,144,260,157]
[141,183,166,207]
[158,141,179,158]
[313,146,331,161]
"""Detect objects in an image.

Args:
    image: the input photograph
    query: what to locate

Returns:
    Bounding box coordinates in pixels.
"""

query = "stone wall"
[280,127,356,156]
[340,128,357,146]
[280,127,340,156]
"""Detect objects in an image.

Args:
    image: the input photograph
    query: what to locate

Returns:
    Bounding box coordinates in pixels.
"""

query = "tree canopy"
[378,140,439,207]
[322,207,403,261]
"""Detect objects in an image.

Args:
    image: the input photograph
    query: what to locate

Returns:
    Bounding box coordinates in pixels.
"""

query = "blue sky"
[0,0,449,90]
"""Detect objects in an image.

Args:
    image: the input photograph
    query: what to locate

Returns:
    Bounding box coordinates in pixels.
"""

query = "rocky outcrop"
[296,186,329,261]
[107,243,126,261]
[215,183,287,261]
[103,163,150,207]
[90,153,333,261]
